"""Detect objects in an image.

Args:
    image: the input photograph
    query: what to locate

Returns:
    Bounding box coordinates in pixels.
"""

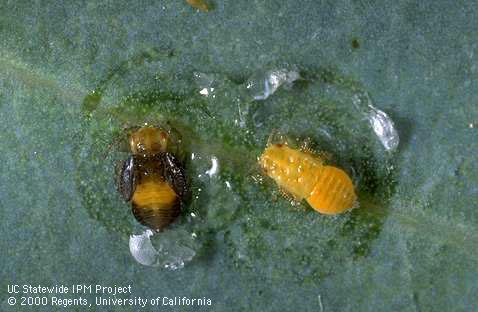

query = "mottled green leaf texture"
[1,1,477,311]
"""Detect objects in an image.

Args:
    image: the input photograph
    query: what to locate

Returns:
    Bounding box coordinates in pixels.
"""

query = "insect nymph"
[259,139,357,215]
[116,126,187,231]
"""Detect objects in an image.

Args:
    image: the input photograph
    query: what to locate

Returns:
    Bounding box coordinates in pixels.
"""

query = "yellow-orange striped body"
[259,144,356,214]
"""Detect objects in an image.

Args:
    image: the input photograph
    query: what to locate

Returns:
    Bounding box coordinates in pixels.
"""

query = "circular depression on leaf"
[73,59,397,278]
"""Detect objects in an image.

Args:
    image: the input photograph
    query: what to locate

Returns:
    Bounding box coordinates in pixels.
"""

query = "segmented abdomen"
[131,179,180,230]
[306,166,356,214]
[259,144,356,214]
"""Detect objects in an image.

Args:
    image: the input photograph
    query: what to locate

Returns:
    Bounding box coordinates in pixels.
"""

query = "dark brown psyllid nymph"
[116,126,187,231]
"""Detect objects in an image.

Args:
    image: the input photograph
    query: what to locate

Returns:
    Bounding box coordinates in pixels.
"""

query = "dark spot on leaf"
[82,90,102,112]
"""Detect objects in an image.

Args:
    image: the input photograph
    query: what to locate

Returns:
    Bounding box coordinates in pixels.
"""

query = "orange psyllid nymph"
[259,143,357,215]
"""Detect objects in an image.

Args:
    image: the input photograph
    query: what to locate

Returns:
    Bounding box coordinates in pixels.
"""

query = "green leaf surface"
[1,1,477,311]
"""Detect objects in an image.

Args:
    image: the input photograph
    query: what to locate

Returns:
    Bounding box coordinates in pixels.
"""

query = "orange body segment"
[186,0,209,11]
[132,179,178,210]
[260,144,324,199]
[259,144,356,214]
[129,127,168,155]
[131,176,180,230]
[306,166,356,214]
